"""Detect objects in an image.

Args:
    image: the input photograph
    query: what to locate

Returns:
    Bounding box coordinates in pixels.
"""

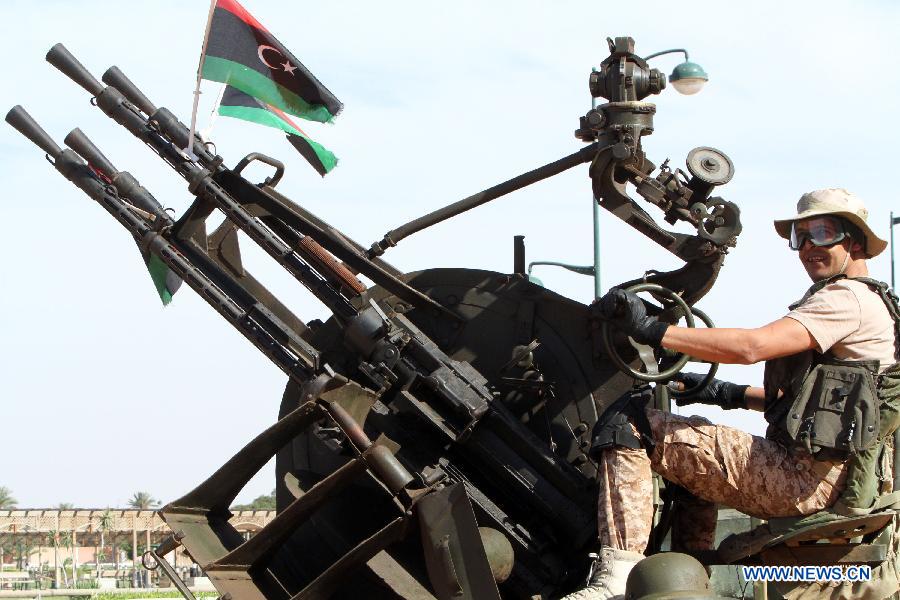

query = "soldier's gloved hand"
[597,288,669,346]
[670,372,749,410]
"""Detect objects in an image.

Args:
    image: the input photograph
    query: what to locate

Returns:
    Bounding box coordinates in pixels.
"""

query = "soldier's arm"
[661,317,817,366]
[743,386,767,412]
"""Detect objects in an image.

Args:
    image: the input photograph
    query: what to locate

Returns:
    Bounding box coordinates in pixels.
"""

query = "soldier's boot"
[559,547,644,600]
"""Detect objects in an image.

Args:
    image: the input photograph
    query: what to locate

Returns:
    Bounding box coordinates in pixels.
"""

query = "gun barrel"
[13,121,316,381]
[103,66,157,115]
[46,43,104,96]
[101,65,202,158]
[64,128,118,177]
[5,105,62,159]
[64,127,168,219]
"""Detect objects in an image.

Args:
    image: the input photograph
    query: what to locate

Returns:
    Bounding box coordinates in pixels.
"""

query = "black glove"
[671,372,749,410]
[596,288,669,346]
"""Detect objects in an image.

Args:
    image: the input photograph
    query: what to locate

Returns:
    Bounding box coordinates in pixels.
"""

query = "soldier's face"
[795,219,852,281]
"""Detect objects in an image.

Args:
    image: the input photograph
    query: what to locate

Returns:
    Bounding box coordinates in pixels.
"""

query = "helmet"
[625,553,724,600]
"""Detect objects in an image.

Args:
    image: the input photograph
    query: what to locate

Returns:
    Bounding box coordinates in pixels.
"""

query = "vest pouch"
[785,361,879,459]
[830,363,900,511]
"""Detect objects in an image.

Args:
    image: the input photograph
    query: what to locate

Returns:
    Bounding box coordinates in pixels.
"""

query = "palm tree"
[14,539,30,569]
[0,486,17,509]
[47,530,61,588]
[47,530,74,588]
[127,492,159,510]
[56,502,74,510]
[97,509,113,576]
[60,531,74,587]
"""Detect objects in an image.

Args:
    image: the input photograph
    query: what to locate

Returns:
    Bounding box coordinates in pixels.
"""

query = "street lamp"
[644,48,709,95]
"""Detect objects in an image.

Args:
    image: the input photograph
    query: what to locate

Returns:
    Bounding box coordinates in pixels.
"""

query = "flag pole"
[185,0,218,160]
[200,83,227,142]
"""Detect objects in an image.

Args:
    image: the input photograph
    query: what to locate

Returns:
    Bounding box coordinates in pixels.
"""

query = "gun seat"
[713,508,898,567]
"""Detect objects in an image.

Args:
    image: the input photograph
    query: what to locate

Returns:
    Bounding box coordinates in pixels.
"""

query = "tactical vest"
[763,275,900,512]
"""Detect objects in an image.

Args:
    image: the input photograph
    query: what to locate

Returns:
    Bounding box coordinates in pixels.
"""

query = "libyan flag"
[219,85,338,176]
[201,0,342,124]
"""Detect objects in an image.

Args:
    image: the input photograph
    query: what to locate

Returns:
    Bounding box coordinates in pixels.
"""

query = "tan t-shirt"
[786,279,896,370]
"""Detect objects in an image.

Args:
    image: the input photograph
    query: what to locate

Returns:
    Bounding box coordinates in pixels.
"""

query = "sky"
[1,0,899,508]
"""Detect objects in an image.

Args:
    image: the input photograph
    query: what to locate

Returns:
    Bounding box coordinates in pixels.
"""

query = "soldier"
[562,188,900,599]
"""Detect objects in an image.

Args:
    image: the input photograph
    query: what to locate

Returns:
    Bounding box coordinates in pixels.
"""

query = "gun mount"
[8,36,742,599]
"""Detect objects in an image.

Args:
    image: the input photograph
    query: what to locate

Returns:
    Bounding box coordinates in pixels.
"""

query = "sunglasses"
[789,216,849,251]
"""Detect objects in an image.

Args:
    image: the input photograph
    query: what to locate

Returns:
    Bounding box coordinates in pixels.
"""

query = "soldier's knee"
[591,409,642,452]
[590,387,655,456]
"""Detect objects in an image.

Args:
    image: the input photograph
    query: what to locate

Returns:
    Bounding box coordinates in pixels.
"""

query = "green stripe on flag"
[147,253,175,306]
[202,56,336,123]
[308,139,338,173]
[285,134,339,175]
[219,105,338,174]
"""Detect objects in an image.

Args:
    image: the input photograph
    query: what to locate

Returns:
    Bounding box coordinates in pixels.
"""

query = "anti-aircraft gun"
[8,36,743,599]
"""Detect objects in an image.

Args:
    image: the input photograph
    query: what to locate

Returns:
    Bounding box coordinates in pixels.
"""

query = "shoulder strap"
[848,277,900,322]
[789,274,847,310]
[847,277,900,362]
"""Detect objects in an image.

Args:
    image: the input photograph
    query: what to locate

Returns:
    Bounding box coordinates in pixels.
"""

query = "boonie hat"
[773,188,887,257]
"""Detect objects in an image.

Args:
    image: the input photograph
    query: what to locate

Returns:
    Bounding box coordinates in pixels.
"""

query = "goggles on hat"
[789,216,849,250]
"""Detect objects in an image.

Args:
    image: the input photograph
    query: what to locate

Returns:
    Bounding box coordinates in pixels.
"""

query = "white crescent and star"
[257,45,297,76]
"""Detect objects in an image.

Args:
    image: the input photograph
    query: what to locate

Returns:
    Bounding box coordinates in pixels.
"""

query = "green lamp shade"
[670,61,708,95]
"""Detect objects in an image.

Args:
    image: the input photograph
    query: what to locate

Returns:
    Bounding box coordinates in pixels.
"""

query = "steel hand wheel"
[600,283,718,390]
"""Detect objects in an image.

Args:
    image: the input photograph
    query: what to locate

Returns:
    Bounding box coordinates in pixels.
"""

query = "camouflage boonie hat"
[773,188,887,258]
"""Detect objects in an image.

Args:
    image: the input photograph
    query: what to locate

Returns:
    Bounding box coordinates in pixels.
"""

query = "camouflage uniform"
[597,409,848,553]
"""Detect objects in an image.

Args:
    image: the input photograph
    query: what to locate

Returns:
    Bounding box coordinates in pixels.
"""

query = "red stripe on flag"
[267,103,308,137]
[215,0,271,33]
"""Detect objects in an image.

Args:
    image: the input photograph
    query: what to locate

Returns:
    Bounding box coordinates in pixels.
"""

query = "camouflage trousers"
[597,408,848,553]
